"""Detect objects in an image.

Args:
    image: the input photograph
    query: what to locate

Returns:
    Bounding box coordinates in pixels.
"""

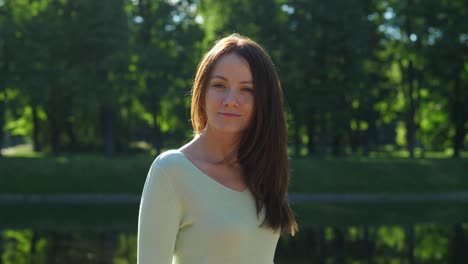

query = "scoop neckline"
[173,149,249,194]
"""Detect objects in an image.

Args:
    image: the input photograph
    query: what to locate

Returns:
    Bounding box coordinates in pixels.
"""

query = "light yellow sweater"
[137,150,280,264]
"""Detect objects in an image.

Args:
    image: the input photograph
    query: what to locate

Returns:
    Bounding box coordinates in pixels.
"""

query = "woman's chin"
[212,125,247,135]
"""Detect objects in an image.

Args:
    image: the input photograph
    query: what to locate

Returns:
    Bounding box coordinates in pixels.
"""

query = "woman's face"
[204,53,255,135]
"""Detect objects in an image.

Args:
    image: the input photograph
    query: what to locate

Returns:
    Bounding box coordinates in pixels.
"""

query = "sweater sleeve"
[137,160,181,264]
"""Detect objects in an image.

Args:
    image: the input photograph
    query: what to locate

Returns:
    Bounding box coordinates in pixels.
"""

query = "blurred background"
[0,0,467,263]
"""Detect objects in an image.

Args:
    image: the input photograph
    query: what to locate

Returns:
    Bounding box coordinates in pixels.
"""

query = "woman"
[138,33,298,264]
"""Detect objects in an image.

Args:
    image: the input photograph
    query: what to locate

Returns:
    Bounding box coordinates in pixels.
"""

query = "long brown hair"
[191,33,298,236]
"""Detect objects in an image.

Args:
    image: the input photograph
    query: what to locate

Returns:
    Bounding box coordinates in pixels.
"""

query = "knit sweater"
[137,150,280,264]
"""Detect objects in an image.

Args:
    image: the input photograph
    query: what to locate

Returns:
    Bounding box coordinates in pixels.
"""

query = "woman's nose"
[223,88,239,107]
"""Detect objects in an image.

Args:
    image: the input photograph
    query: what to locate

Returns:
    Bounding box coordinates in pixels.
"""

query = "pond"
[1,202,468,263]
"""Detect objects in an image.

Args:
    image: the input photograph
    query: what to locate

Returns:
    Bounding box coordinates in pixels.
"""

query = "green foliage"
[0,0,466,157]
[1,229,33,264]
[376,226,405,251]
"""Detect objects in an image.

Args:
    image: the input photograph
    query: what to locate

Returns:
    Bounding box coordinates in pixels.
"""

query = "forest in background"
[0,0,467,158]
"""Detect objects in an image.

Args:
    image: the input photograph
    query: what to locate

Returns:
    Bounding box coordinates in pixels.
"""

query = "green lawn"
[0,154,152,194]
[0,147,467,194]
[289,157,468,193]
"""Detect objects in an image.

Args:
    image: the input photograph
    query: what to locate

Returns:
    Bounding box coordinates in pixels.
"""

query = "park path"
[2,192,468,204]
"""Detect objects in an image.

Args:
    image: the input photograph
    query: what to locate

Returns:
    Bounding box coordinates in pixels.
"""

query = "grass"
[0,145,467,194]
[289,157,468,193]
[0,154,153,194]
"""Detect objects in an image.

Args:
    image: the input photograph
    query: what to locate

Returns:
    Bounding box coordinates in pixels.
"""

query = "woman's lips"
[218,112,241,117]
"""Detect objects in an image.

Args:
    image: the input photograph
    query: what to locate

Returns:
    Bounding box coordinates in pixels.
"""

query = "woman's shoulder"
[150,149,191,175]
[153,149,183,166]
[148,149,192,191]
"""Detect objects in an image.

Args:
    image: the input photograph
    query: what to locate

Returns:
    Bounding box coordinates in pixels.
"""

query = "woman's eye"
[242,87,255,94]
[212,83,225,88]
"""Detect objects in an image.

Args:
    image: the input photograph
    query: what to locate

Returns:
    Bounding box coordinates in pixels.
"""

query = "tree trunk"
[48,108,60,155]
[361,129,369,156]
[332,133,343,157]
[306,112,316,156]
[101,105,116,157]
[452,70,467,158]
[152,105,162,155]
[405,60,416,158]
[146,76,162,155]
[453,119,466,158]
[293,122,301,157]
[46,78,63,154]
[120,97,132,154]
[364,100,378,157]
[31,102,42,152]
[0,12,9,157]
[0,97,4,157]
[349,126,359,154]
[65,116,77,152]
[318,111,328,159]
[403,0,417,158]
[316,38,328,159]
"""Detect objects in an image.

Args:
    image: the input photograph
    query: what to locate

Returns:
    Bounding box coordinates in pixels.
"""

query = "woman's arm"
[138,160,181,264]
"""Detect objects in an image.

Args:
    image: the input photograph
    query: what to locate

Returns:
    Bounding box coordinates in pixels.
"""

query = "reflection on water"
[2,223,468,264]
[2,203,468,263]
[275,224,468,263]
[1,229,136,264]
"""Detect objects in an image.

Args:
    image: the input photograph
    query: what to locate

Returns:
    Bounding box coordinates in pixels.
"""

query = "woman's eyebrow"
[211,75,253,84]
[211,75,227,80]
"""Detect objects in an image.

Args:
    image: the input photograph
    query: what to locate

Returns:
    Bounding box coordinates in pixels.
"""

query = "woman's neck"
[195,129,240,164]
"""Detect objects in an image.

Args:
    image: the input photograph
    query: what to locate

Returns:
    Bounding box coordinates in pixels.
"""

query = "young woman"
[138,33,298,264]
